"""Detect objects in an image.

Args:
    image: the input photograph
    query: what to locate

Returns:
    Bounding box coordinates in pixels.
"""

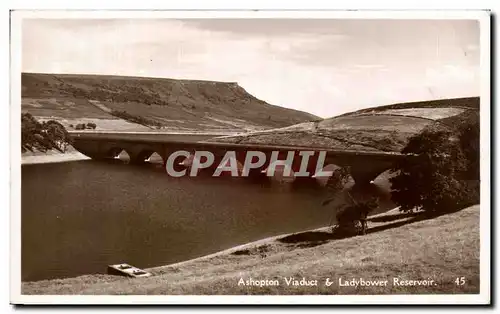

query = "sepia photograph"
[10,10,490,304]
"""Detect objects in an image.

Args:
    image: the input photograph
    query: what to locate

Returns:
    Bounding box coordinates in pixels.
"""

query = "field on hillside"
[339,97,480,116]
[22,97,113,119]
[213,97,480,153]
[22,205,480,295]
[21,73,318,132]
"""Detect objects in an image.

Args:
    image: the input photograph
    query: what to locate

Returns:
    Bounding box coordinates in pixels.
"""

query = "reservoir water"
[21,159,395,282]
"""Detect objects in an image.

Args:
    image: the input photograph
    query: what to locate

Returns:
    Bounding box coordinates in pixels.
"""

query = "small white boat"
[107,263,152,278]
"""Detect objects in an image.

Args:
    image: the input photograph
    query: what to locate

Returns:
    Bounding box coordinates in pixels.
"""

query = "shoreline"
[21,205,480,294]
[148,207,400,272]
[22,152,90,165]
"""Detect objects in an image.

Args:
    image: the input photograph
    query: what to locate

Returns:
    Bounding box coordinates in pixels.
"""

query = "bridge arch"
[131,149,155,164]
[349,166,391,187]
[116,145,164,165]
[116,149,130,162]
[147,152,165,164]
[107,147,124,159]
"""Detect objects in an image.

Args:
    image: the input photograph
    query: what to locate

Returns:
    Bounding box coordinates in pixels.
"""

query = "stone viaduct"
[70,132,408,186]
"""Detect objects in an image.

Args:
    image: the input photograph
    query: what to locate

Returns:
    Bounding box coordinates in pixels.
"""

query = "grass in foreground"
[22,205,480,295]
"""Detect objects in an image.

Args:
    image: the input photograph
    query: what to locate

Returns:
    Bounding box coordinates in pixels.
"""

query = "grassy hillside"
[212,97,480,152]
[21,73,319,132]
[22,205,479,295]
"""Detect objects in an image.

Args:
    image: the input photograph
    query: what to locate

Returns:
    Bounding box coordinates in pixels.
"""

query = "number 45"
[455,277,466,285]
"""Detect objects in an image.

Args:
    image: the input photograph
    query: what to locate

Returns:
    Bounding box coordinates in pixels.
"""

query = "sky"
[22,18,480,118]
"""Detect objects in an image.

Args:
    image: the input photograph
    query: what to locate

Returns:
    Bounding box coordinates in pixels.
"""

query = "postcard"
[10,9,491,305]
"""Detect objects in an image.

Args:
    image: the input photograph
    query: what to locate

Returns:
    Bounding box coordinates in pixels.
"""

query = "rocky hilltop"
[21,73,319,132]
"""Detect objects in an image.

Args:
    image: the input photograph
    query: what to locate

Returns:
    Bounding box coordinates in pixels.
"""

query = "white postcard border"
[9,9,491,305]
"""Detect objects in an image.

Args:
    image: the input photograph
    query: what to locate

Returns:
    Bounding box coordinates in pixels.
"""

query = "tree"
[334,198,379,235]
[21,113,72,153]
[22,113,43,152]
[43,120,72,152]
[457,114,480,180]
[390,127,470,214]
[75,123,86,130]
[322,166,351,206]
[86,122,97,129]
[321,166,380,235]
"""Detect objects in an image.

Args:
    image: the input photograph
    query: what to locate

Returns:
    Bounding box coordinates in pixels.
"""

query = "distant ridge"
[338,97,479,117]
[213,96,480,153]
[21,72,319,132]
